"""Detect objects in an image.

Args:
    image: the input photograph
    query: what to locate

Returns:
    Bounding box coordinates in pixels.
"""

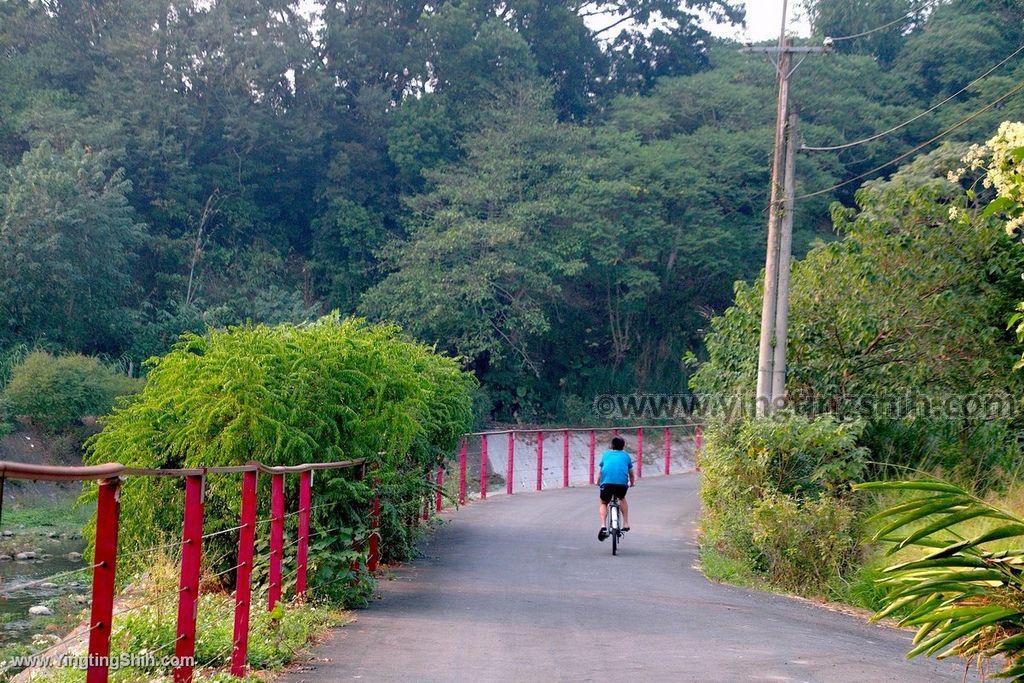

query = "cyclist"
[598,436,635,541]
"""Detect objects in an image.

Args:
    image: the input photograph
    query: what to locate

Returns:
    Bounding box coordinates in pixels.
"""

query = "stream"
[0,534,89,648]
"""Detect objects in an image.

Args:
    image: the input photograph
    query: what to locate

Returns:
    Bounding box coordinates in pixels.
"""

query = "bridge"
[0,425,979,682]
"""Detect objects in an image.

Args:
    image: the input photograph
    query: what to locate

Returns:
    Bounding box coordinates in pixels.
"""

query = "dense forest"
[2,0,1023,421]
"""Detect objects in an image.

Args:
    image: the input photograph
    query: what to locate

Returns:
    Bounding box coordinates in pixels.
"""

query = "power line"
[798,78,1024,200]
[827,0,937,42]
[803,43,1024,152]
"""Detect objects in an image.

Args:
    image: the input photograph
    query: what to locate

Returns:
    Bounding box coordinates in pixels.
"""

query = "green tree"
[3,351,141,432]
[361,83,572,417]
[692,143,1024,484]
[802,0,928,64]
[0,143,145,352]
[893,0,1024,101]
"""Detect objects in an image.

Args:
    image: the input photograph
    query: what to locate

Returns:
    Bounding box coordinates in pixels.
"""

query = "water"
[0,535,89,646]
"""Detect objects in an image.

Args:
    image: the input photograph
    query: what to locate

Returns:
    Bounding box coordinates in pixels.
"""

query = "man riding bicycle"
[598,436,634,542]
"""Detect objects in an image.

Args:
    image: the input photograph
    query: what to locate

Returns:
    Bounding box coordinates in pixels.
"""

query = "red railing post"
[231,469,258,678]
[588,430,596,485]
[458,438,467,505]
[368,465,381,571]
[480,435,488,499]
[351,466,364,574]
[86,477,121,683]
[663,427,671,475]
[296,470,312,601]
[695,425,703,472]
[535,431,543,491]
[562,430,569,488]
[268,473,285,611]
[636,428,644,479]
[435,465,444,512]
[173,474,205,683]
[506,432,514,495]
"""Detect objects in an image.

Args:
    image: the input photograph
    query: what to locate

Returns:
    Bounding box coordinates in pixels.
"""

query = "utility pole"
[741,8,829,416]
[772,109,798,405]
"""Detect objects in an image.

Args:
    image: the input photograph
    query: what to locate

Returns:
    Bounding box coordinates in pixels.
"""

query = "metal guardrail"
[452,425,702,503]
[0,457,373,683]
[0,425,704,683]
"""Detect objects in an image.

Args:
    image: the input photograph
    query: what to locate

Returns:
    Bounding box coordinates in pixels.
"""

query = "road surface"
[281,474,979,682]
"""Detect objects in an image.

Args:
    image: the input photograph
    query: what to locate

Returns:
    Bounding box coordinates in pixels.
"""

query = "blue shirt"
[599,449,633,486]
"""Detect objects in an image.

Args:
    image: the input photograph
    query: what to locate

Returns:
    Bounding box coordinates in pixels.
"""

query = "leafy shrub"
[750,494,858,593]
[83,315,476,592]
[3,351,141,432]
[700,413,868,594]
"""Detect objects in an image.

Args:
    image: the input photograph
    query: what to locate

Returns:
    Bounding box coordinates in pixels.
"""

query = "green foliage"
[854,478,1024,676]
[700,414,868,594]
[692,143,1024,486]
[83,315,476,581]
[826,561,895,614]
[2,0,1023,420]
[0,342,29,389]
[23,591,341,682]
[803,0,929,64]
[2,351,141,432]
[699,544,759,588]
[702,413,869,501]
[0,143,144,354]
[751,493,858,593]
[0,342,29,433]
[361,83,574,418]
[108,593,338,674]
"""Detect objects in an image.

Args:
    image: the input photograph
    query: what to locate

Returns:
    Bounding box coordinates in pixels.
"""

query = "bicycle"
[607,494,624,556]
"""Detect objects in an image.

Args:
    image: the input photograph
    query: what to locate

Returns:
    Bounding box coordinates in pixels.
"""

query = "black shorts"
[600,484,628,503]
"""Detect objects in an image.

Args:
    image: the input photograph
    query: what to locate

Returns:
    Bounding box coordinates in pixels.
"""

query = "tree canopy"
[2,0,1023,419]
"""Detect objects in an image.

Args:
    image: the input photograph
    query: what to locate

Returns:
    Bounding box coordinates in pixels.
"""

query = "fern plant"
[855,479,1024,678]
[82,315,476,598]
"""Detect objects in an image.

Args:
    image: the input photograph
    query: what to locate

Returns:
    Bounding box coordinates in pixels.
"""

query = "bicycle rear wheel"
[610,502,620,555]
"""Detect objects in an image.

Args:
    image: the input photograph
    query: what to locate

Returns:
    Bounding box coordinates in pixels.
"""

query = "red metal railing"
[0,458,374,683]
[0,423,702,682]
[449,424,699,508]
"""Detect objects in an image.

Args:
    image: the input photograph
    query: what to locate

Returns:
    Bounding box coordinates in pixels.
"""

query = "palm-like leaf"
[854,480,1024,677]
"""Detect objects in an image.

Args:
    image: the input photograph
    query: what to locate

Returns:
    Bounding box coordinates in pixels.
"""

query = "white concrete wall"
[458,429,696,498]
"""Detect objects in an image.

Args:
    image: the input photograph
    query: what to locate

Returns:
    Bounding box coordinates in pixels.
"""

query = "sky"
[295,0,813,47]
[713,0,812,42]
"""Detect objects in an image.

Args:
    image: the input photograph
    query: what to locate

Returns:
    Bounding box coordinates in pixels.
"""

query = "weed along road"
[283,474,976,683]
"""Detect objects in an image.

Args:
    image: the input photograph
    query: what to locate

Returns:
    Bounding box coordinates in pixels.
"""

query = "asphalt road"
[282,474,979,682]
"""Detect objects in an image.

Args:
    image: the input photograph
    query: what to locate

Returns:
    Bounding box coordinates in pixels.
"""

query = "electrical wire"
[803,43,1024,152]
[827,0,936,42]
[798,78,1024,200]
